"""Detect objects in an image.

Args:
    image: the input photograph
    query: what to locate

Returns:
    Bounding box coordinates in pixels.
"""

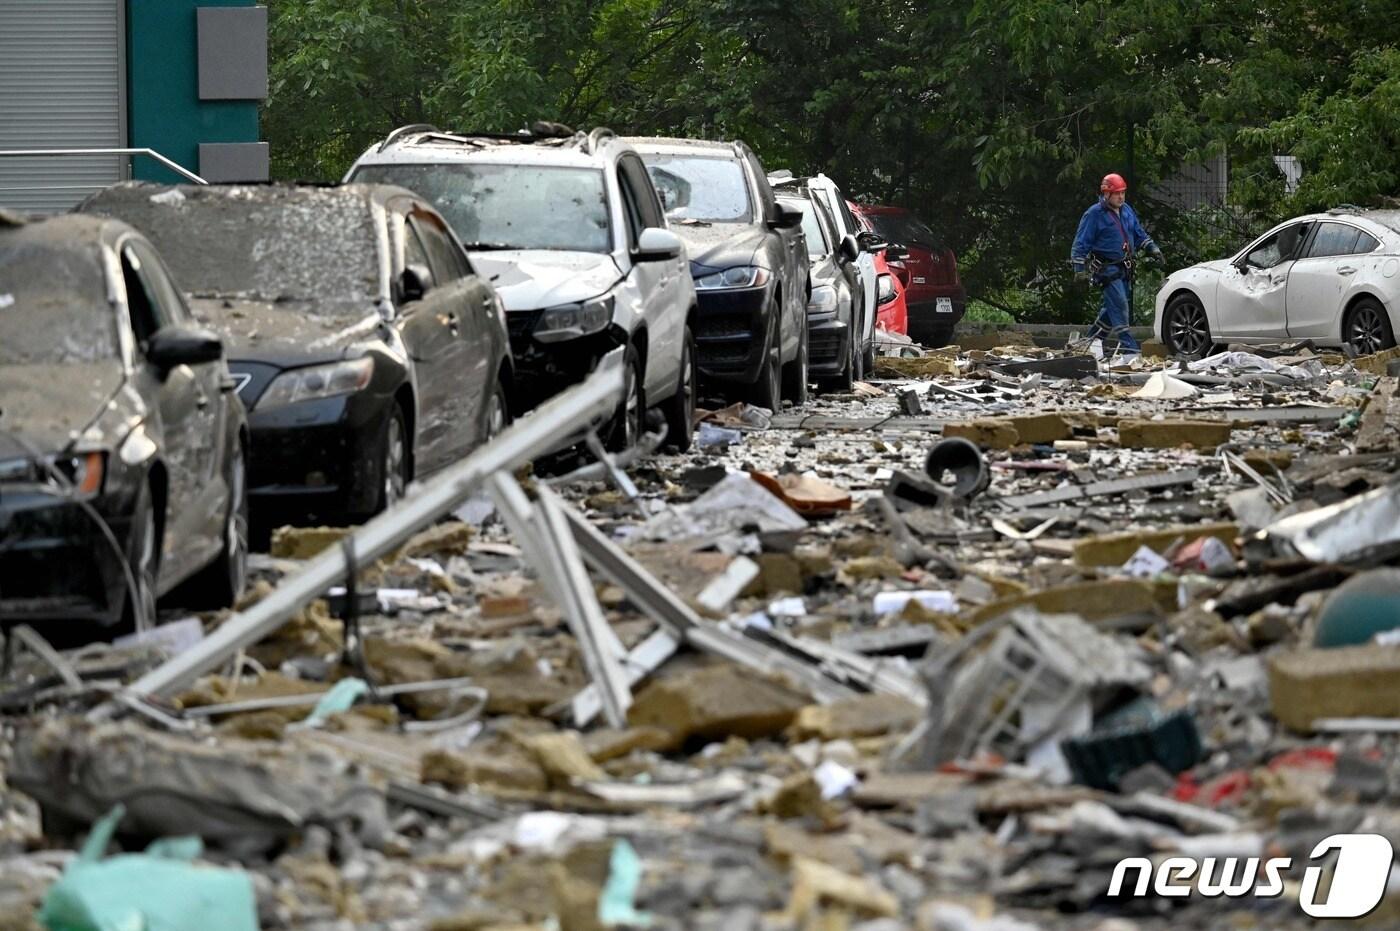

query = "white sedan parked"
[1155,209,1400,358]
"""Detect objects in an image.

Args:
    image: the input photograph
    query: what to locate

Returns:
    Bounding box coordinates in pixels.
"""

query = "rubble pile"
[4,336,1400,930]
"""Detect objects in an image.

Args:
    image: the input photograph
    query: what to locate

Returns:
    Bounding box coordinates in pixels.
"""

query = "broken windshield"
[84,188,381,311]
[352,163,611,254]
[0,240,119,365]
[641,155,753,224]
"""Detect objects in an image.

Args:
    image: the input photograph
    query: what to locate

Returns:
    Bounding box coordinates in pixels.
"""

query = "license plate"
[936,298,953,313]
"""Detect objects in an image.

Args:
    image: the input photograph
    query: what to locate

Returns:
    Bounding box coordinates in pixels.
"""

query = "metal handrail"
[0,148,206,184]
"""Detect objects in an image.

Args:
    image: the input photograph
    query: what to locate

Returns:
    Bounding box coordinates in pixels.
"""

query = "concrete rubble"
[4,333,1400,929]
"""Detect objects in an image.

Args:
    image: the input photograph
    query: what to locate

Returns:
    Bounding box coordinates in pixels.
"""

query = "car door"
[814,186,873,347]
[1286,222,1379,339]
[390,206,466,473]
[119,238,220,584]
[1214,222,1311,339]
[409,210,496,455]
[747,151,803,358]
[618,153,684,401]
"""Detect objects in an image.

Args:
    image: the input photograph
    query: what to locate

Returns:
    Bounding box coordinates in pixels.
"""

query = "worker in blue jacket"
[1071,173,1161,355]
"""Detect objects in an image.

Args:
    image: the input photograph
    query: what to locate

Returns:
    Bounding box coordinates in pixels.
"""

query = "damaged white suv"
[347,125,698,451]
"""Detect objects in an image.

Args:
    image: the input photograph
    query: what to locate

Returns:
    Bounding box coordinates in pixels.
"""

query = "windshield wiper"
[459,242,519,251]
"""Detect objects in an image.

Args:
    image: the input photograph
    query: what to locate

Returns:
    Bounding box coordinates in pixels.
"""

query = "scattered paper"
[1122,545,1171,578]
[873,590,956,615]
[1132,371,1198,400]
[0,293,14,310]
[813,760,859,799]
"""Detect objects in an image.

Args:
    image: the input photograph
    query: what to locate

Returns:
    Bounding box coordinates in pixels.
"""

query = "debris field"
[5,333,1400,931]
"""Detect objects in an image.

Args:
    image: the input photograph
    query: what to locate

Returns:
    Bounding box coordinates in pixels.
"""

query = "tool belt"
[1087,253,1135,285]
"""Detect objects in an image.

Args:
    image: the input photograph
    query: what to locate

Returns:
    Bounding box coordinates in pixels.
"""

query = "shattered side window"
[639,155,753,224]
[0,239,118,364]
[352,163,611,254]
[82,188,381,311]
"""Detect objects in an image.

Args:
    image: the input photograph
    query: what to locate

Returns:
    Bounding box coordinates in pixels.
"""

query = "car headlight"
[877,274,896,305]
[533,295,615,344]
[808,284,838,312]
[0,449,106,498]
[694,266,770,290]
[257,357,374,410]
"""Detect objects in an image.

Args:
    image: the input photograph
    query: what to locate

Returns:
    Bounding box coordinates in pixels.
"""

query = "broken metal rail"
[93,351,625,717]
[0,148,208,186]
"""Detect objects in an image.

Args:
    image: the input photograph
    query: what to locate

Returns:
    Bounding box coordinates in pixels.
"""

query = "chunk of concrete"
[421,738,548,794]
[1117,418,1233,450]
[1269,645,1400,732]
[789,694,923,741]
[626,664,809,746]
[942,419,1020,450]
[1071,522,1237,567]
[1008,413,1073,445]
[269,525,350,559]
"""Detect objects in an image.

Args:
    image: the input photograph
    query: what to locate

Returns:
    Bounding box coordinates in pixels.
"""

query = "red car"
[851,204,965,347]
[871,248,908,337]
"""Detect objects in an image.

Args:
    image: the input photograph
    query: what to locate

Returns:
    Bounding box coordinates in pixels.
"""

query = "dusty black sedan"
[0,212,248,631]
[80,183,513,524]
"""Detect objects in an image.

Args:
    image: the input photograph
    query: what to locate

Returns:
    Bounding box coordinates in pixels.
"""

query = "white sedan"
[1154,208,1400,358]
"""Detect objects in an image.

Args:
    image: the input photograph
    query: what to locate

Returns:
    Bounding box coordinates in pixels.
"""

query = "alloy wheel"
[1349,305,1388,355]
[1169,299,1210,358]
[384,414,407,508]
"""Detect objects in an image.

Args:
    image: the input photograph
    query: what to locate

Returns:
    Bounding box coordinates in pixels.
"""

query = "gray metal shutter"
[0,0,122,215]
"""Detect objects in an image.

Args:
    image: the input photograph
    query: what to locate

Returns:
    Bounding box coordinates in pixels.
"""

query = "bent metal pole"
[92,350,626,718]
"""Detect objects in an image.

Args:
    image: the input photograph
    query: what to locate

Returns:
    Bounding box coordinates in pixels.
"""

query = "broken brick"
[1117,418,1234,450]
[941,419,1020,450]
[627,664,808,747]
[1270,646,1400,732]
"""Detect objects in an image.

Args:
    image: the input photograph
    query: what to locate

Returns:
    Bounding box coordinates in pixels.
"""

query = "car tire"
[1163,292,1213,360]
[749,311,782,411]
[366,404,410,517]
[1344,297,1396,356]
[484,378,510,443]
[781,318,809,407]
[120,480,160,633]
[183,442,249,609]
[606,343,646,452]
[662,327,696,452]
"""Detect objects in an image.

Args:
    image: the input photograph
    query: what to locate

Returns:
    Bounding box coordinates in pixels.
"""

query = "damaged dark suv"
[627,137,810,408]
[0,212,249,630]
[79,183,513,524]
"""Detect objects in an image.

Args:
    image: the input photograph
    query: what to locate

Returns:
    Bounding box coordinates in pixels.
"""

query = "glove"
[1146,244,1163,261]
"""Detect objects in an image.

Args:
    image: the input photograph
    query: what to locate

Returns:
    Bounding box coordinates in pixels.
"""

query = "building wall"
[127,0,266,183]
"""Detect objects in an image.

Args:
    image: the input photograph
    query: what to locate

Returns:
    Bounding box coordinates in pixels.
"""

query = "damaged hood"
[0,362,125,456]
[468,250,622,312]
[187,296,382,366]
[671,222,768,274]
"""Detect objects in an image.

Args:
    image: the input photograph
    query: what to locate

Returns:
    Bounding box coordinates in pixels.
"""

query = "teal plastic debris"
[39,805,259,931]
[597,839,652,927]
[1314,568,1400,648]
[295,677,369,729]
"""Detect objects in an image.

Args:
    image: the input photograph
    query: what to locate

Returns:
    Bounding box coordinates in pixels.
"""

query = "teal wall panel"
[127,0,260,182]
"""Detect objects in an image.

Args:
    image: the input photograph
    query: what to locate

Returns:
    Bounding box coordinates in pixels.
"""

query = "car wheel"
[375,406,409,515]
[749,311,782,411]
[120,481,159,633]
[183,443,249,608]
[1344,297,1396,356]
[838,323,856,391]
[484,379,510,443]
[662,327,696,453]
[781,318,809,407]
[1163,293,1213,360]
[606,343,646,452]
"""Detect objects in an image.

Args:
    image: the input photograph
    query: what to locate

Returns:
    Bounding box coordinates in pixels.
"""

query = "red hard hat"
[1101,173,1128,194]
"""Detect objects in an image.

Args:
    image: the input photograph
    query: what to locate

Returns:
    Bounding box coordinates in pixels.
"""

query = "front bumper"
[807,311,849,374]
[506,311,626,414]
[692,284,771,383]
[0,486,133,625]
[245,395,384,518]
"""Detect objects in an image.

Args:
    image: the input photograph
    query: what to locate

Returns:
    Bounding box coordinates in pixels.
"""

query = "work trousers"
[1087,277,1139,352]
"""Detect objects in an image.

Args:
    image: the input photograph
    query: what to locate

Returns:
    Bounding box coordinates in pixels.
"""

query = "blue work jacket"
[1071,199,1156,271]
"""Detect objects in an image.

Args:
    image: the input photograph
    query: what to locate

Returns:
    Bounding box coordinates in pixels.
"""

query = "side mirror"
[400,263,434,303]
[885,243,910,262]
[770,205,804,230]
[146,324,223,372]
[856,230,888,253]
[635,227,683,262]
[838,234,860,265]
